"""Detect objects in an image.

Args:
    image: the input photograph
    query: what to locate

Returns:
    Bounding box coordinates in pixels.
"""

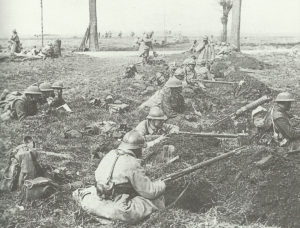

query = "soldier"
[136,106,179,147]
[38,82,55,113]
[74,130,166,224]
[138,32,153,64]
[196,35,215,69]
[9,29,21,53]
[271,92,300,149]
[0,85,42,121]
[51,81,66,108]
[183,58,197,85]
[39,82,55,104]
[161,77,185,118]
[185,40,198,53]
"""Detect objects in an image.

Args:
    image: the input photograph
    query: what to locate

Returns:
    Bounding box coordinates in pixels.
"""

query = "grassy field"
[1,40,300,227]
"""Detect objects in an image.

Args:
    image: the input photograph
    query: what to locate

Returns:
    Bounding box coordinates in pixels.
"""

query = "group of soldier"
[0,81,66,121]
[1,34,300,225]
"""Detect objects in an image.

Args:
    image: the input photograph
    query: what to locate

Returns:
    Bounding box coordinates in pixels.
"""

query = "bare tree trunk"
[230,0,242,51]
[221,16,228,42]
[89,0,99,51]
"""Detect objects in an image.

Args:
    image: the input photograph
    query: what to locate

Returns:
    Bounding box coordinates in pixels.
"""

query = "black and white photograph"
[0,0,300,227]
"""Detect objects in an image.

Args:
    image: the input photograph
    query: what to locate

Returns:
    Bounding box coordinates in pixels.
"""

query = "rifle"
[161,146,246,183]
[192,79,238,85]
[211,95,272,127]
[173,131,248,139]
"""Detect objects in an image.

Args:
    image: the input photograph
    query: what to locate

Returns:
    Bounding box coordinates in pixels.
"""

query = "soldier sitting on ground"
[0,136,42,191]
[73,130,166,224]
[0,85,42,121]
[136,106,179,147]
[270,92,300,150]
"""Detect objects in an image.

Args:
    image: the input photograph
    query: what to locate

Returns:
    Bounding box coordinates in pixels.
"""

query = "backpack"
[0,91,24,121]
[20,177,58,203]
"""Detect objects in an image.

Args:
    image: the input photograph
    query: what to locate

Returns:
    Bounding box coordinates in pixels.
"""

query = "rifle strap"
[105,150,121,185]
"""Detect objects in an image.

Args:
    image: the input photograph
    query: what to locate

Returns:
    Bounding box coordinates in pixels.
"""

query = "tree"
[230,0,242,51]
[89,0,99,51]
[219,0,232,42]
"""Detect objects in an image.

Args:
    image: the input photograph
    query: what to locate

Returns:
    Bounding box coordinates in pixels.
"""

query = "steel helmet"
[51,81,65,89]
[174,68,185,79]
[183,58,196,66]
[146,106,167,120]
[118,130,146,150]
[165,77,182,88]
[39,82,54,92]
[24,85,42,95]
[275,92,295,102]
[203,35,208,41]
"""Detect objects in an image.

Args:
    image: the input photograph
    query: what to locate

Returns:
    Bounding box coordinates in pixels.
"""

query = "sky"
[0,0,299,38]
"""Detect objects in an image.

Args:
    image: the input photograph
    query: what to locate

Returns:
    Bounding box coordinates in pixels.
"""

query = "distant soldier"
[161,77,185,118]
[118,31,122,38]
[51,81,66,108]
[9,29,21,53]
[185,40,198,53]
[0,85,42,121]
[183,58,197,85]
[196,35,215,69]
[136,106,179,147]
[271,92,300,150]
[73,130,166,224]
[138,32,154,64]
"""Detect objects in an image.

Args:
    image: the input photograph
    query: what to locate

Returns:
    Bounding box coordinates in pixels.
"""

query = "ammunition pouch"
[96,182,137,200]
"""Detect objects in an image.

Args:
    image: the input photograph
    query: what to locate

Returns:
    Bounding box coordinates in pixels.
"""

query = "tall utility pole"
[40,0,44,47]
[89,0,99,51]
[230,0,242,51]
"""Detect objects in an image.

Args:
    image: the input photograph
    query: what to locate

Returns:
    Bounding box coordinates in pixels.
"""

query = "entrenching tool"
[160,146,246,183]
[210,95,272,127]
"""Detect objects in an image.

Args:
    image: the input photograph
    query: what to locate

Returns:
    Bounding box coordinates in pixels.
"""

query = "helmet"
[39,82,54,92]
[13,29,17,33]
[203,35,208,41]
[146,106,167,120]
[275,92,295,102]
[183,58,196,66]
[51,81,65,89]
[165,77,182,88]
[174,68,185,77]
[24,85,42,95]
[118,130,146,150]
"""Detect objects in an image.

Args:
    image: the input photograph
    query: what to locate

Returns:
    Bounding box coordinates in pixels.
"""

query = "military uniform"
[161,88,185,118]
[136,119,179,136]
[74,144,165,224]
[272,104,300,148]
[14,96,38,120]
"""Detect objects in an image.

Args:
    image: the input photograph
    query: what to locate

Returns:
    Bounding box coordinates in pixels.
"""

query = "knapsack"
[0,91,24,121]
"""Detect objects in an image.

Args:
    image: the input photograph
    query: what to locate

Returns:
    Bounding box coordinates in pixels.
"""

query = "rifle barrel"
[193,79,238,85]
[176,131,247,138]
[162,146,246,182]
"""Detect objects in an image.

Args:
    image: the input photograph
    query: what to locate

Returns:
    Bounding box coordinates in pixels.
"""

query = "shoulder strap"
[105,150,121,185]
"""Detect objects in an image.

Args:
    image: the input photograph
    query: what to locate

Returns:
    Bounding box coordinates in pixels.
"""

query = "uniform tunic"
[273,105,300,140]
[76,148,165,224]
[135,119,179,137]
[13,96,38,120]
[161,88,185,118]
